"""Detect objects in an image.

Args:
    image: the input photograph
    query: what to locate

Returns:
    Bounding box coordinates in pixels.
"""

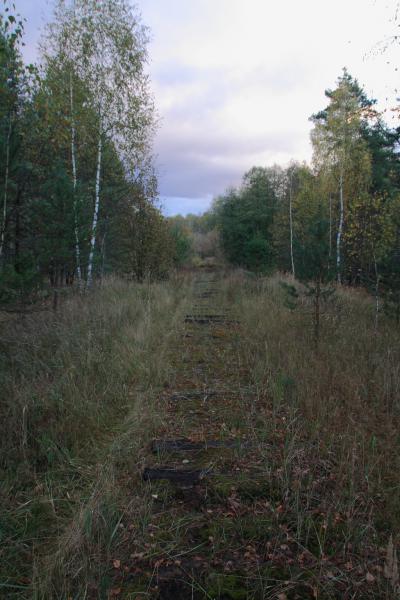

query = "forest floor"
[2,269,399,599]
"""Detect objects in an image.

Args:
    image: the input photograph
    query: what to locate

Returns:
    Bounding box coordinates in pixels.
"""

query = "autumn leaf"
[384,535,400,591]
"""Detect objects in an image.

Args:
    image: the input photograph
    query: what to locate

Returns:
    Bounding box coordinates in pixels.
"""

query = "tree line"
[192,70,400,319]
[0,0,179,305]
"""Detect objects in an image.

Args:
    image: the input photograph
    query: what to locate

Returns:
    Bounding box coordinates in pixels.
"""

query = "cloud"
[154,126,307,198]
[15,0,400,216]
[140,0,399,213]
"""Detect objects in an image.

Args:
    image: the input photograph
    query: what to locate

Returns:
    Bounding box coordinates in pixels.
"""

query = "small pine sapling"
[281,201,335,348]
[279,281,299,310]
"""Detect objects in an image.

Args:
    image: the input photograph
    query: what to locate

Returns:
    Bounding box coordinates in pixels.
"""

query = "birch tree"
[310,70,372,283]
[41,1,91,284]
[69,0,154,286]
[286,163,299,278]
[0,6,25,262]
[41,0,154,286]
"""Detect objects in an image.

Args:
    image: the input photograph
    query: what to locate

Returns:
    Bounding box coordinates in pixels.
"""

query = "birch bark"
[70,74,82,283]
[0,117,12,260]
[329,193,332,260]
[336,170,344,284]
[87,121,102,287]
[289,170,295,278]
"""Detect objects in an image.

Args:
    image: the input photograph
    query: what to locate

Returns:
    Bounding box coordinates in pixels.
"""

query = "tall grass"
[221,271,400,594]
[0,274,190,598]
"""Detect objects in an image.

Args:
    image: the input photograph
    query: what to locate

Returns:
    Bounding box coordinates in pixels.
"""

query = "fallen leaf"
[366,572,375,583]
[384,534,400,590]
[113,559,121,569]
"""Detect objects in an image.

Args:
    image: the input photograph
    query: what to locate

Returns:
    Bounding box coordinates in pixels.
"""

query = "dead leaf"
[113,559,121,569]
[384,534,400,590]
[366,572,375,583]
[154,559,164,568]
[109,588,121,597]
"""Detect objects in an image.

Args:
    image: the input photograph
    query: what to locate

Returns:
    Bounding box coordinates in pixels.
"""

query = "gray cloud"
[157,159,241,199]
[14,0,398,215]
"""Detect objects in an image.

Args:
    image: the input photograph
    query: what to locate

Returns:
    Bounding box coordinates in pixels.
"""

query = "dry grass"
[0,274,191,598]
[2,269,400,598]
[219,270,400,596]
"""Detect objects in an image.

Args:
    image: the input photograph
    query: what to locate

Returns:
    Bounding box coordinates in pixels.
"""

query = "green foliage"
[209,69,400,329]
[296,203,333,283]
[215,167,278,271]
[0,0,173,303]
[108,195,174,280]
[279,281,298,309]
[0,262,40,303]
[168,219,193,266]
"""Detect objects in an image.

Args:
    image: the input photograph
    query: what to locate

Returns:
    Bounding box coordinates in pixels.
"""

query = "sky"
[13,0,400,215]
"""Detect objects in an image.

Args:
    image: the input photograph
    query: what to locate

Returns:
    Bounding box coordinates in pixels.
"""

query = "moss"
[236,478,280,502]
[235,515,273,539]
[211,476,236,500]
[207,573,248,600]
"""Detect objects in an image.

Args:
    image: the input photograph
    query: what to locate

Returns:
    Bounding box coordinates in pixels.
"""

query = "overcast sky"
[13,0,400,215]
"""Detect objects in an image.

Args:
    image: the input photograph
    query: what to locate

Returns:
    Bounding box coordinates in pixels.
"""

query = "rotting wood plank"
[191,307,231,312]
[184,315,239,325]
[170,390,217,400]
[186,314,228,319]
[169,389,255,403]
[142,467,212,485]
[151,438,248,453]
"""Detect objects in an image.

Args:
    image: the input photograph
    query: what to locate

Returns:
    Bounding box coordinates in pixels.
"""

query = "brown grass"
[2,269,400,598]
[220,270,400,595]
[0,274,191,598]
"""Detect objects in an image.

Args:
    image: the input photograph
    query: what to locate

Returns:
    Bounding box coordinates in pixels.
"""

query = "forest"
[2,0,400,312]
[0,0,178,306]
[173,70,400,323]
[2,0,400,599]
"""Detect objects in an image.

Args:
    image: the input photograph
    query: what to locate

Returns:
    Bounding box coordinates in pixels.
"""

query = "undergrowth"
[221,270,400,597]
[0,274,190,598]
[2,269,400,598]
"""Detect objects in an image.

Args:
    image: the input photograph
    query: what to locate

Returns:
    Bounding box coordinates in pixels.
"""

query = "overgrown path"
[105,270,392,600]
[107,269,277,598]
[2,272,397,599]
[108,270,307,599]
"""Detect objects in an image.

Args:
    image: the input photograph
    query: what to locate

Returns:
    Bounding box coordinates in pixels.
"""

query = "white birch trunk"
[336,171,344,284]
[0,117,12,260]
[374,256,380,332]
[289,171,295,278]
[329,194,332,259]
[87,121,102,287]
[70,74,82,284]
